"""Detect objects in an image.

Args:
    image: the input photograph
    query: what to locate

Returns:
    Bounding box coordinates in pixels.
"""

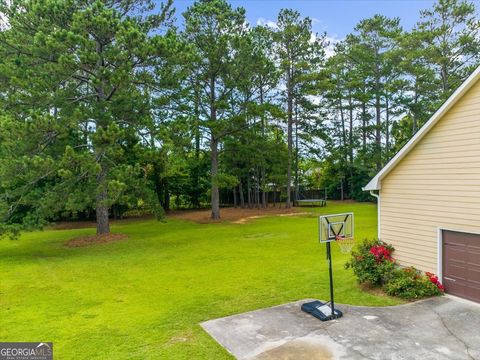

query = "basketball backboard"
[319,212,354,243]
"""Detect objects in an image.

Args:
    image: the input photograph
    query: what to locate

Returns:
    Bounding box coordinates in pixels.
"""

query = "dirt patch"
[65,233,128,247]
[53,215,154,230]
[358,283,406,302]
[233,212,310,224]
[55,206,309,229]
[169,206,305,224]
[54,221,97,230]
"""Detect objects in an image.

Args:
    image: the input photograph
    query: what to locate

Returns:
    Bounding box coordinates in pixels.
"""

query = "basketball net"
[335,235,355,254]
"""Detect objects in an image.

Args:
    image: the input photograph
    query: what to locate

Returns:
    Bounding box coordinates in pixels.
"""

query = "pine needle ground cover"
[0,201,401,359]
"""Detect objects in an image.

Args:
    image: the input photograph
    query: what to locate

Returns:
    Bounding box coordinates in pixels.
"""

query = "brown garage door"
[443,230,480,303]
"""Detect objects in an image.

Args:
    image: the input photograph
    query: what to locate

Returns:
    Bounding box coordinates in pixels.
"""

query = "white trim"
[363,65,480,191]
[439,227,480,236]
[437,228,443,282]
[369,191,380,239]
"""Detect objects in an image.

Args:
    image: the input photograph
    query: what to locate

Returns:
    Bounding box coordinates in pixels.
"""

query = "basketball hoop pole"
[326,241,336,319]
[302,213,351,322]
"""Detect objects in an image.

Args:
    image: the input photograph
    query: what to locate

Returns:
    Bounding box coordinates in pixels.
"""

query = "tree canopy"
[0,0,478,235]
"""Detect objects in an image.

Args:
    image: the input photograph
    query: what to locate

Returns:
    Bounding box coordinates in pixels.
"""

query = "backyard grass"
[0,201,402,359]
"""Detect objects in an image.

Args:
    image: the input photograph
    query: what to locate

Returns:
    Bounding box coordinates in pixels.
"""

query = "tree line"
[0,0,478,235]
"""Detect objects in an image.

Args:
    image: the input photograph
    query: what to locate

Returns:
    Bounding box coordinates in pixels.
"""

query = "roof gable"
[364,65,480,191]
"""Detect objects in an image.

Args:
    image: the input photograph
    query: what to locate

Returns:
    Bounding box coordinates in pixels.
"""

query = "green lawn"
[0,201,401,359]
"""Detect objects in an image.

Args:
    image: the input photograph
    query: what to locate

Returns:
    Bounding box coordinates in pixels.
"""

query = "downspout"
[369,190,381,240]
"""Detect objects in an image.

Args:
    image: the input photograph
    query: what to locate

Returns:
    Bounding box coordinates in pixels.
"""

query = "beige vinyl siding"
[380,78,480,273]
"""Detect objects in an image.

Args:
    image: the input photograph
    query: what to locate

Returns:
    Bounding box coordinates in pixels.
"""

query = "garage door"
[443,230,480,303]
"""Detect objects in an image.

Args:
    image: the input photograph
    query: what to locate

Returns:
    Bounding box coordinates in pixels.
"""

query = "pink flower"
[425,271,444,291]
[369,245,393,263]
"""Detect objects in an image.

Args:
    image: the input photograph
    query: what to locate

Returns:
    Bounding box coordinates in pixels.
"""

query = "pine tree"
[182,0,248,219]
[274,9,325,207]
[0,0,174,235]
[417,0,480,96]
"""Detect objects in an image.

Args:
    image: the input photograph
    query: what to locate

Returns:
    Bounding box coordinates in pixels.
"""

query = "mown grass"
[0,201,401,359]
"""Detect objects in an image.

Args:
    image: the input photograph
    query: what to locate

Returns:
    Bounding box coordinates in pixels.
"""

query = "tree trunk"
[339,98,347,163]
[210,136,220,219]
[385,95,390,157]
[340,178,344,201]
[348,92,354,199]
[254,181,258,208]
[261,168,267,208]
[441,64,449,94]
[375,54,382,171]
[163,181,170,211]
[193,82,201,208]
[239,180,245,208]
[260,87,267,209]
[247,177,252,208]
[348,93,354,166]
[286,67,293,208]
[233,187,237,208]
[375,92,382,171]
[294,101,299,203]
[413,78,418,134]
[362,100,367,153]
[210,74,220,220]
[94,40,110,235]
[96,164,110,235]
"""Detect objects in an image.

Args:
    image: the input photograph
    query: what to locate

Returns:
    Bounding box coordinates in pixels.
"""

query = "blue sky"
[169,0,436,39]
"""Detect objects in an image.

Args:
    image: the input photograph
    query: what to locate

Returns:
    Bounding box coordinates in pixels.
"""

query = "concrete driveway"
[201,297,480,360]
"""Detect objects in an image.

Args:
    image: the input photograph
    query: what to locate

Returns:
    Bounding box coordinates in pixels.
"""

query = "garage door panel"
[443,230,480,303]
[444,263,466,281]
[446,246,466,259]
[445,281,469,297]
[443,246,467,280]
[465,284,480,303]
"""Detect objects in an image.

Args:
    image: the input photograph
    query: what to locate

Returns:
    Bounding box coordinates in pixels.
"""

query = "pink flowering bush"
[385,267,444,300]
[425,272,445,292]
[347,239,444,300]
[369,244,394,263]
[345,239,395,286]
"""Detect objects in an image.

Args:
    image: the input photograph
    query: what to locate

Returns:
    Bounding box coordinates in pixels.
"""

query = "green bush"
[384,267,443,300]
[345,239,396,287]
[346,238,445,301]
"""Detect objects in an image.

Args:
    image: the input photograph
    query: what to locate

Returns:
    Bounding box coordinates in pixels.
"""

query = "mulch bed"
[65,233,128,247]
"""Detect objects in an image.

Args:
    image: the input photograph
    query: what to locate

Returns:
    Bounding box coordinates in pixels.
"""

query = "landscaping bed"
[346,239,444,300]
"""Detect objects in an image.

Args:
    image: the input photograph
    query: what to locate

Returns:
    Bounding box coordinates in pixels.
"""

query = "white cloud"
[256,17,343,59]
[325,35,342,58]
[309,33,342,58]
[0,0,11,31]
[0,15,9,31]
[256,17,278,29]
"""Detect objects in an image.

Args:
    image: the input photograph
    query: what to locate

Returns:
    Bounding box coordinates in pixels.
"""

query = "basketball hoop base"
[301,300,343,321]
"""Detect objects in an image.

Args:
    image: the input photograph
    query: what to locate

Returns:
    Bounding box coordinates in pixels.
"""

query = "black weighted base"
[301,300,343,321]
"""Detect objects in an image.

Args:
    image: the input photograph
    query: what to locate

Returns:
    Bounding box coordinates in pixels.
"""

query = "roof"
[363,65,480,191]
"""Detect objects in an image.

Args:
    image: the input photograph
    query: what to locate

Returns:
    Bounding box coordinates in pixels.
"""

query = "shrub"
[346,239,444,301]
[384,267,444,300]
[345,239,396,287]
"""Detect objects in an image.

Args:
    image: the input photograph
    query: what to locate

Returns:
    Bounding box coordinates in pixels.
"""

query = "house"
[364,65,480,303]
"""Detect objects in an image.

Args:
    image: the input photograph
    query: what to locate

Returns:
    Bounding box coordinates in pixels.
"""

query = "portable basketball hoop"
[301,212,354,322]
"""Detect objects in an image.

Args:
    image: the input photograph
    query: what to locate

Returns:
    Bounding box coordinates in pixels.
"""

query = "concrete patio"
[201,296,480,360]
